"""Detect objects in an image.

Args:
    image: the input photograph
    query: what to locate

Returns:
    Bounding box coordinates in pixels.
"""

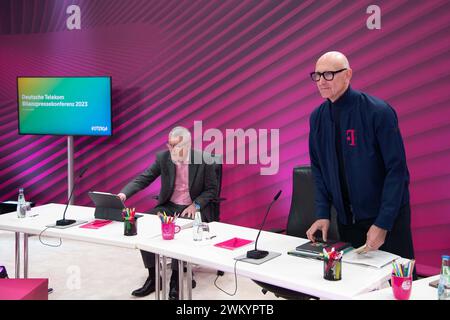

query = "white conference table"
[1,204,396,300]
[0,203,192,299]
[138,221,393,300]
[354,275,440,300]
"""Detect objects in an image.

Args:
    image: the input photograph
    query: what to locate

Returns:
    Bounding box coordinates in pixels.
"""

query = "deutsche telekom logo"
[346,129,356,146]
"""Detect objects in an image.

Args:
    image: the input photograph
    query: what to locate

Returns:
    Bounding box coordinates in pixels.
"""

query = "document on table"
[342,249,400,268]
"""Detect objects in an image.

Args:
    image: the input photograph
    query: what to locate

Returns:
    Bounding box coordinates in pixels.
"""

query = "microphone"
[56,167,88,226]
[246,190,282,259]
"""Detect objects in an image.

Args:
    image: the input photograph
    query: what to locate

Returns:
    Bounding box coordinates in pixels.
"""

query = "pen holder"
[391,274,412,300]
[124,218,137,236]
[161,222,181,240]
[323,257,342,281]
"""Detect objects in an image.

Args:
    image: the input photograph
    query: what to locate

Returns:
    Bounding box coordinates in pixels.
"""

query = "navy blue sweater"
[309,87,410,231]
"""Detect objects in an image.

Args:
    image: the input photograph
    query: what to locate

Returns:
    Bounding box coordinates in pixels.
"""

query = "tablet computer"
[88,191,125,209]
[88,191,142,221]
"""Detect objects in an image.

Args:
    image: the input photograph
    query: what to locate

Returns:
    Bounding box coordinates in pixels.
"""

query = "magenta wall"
[1,0,449,276]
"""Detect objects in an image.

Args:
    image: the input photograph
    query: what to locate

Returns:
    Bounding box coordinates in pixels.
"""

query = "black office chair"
[253,165,340,300]
[206,162,226,222]
[208,161,228,276]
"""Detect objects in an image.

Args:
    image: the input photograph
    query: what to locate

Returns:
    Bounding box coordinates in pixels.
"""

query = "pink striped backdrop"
[0,0,449,276]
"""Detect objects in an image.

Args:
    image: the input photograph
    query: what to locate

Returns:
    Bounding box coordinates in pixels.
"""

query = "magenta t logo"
[346,129,356,146]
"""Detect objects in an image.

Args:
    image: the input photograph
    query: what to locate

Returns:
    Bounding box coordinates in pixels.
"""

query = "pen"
[342,246,354,254]
[409,260,415,277]
[354,244,367,254]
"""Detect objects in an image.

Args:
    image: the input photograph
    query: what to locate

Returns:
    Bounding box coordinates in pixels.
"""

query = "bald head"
[316,51,350,70]
[314,51,352,102]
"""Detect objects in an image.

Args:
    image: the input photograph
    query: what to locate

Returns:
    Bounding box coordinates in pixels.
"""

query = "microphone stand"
[56,167,87,226]
[246,190,282,259]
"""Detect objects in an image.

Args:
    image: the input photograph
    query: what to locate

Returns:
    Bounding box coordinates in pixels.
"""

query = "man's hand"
[181,203,196,219]
[364,224,388,252]
[306,219,330,243]
[117,193,127,202]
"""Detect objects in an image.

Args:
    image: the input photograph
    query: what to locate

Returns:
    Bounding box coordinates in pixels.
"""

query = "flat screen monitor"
[17,76,112,136]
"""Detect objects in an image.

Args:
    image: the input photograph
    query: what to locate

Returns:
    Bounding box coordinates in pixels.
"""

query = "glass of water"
[200,223,212,240]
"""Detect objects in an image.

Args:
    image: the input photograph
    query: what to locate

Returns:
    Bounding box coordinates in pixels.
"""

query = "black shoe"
[169,282,179,300]
[131,276,162,297]
[168,278,197,300]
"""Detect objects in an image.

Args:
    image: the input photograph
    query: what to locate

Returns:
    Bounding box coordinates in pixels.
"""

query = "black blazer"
[120,149,218,222]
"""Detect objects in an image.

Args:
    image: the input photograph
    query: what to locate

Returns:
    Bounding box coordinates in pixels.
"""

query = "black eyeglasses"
[310,68,347,82]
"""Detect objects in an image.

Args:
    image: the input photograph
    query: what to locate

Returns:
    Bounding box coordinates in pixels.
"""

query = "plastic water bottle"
[17,188,27,218]
[193,204,202,241]
[438,255,450,300]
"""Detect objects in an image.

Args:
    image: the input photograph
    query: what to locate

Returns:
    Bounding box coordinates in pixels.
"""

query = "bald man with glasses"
[306,52,415,277]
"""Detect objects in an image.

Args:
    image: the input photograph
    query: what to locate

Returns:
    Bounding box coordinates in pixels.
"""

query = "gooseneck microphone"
[56,167,88,226]
[246,190,282,259]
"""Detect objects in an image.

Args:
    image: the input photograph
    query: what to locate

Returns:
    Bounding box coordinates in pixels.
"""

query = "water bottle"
[17,188,27,218]
[438,255,450,300]
[193,203,202,241]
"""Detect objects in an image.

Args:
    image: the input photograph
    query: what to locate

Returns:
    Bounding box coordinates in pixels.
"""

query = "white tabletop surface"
[0,203,192,249]
[137,221,393,300]
[1,204,399,299]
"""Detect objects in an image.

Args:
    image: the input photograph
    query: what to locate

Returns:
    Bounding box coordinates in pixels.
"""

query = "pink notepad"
[214,237,253,250]
[80,219,113,229]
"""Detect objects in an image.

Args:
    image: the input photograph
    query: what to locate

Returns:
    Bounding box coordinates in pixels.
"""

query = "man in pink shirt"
[118,127,218,299]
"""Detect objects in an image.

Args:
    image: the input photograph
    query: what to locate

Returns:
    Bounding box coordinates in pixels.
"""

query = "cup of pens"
[158,212,181,240]
[123,208,137,236]
[323,248,343,281]
[391,260,415,300]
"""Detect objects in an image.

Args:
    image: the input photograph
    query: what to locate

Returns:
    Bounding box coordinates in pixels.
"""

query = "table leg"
[162,256,167,300]
[24,233,29,278]
[15,232,20,278]
[155,254,160,300]
[186,262,192,300]
[178,260,184,300]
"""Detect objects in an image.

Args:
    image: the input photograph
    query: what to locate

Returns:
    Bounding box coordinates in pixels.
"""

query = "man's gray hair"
[169,126,191,144]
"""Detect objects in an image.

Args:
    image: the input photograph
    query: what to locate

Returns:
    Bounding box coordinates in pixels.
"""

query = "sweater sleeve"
[373,105,408,231]
[309,112,332,220]
[119,156,161,199]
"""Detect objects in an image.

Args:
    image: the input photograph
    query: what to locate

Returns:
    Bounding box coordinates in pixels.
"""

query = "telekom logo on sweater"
[346,129,356,146]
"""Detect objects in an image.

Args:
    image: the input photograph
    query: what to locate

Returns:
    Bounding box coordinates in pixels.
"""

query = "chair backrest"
[204,152,223,222]
[215,162,222,200]
[286,165,339,240]
[210,162,222,222]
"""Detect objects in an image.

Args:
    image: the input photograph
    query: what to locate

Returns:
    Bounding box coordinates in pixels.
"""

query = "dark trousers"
[141,202,189,275]
[337,203,417,279]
